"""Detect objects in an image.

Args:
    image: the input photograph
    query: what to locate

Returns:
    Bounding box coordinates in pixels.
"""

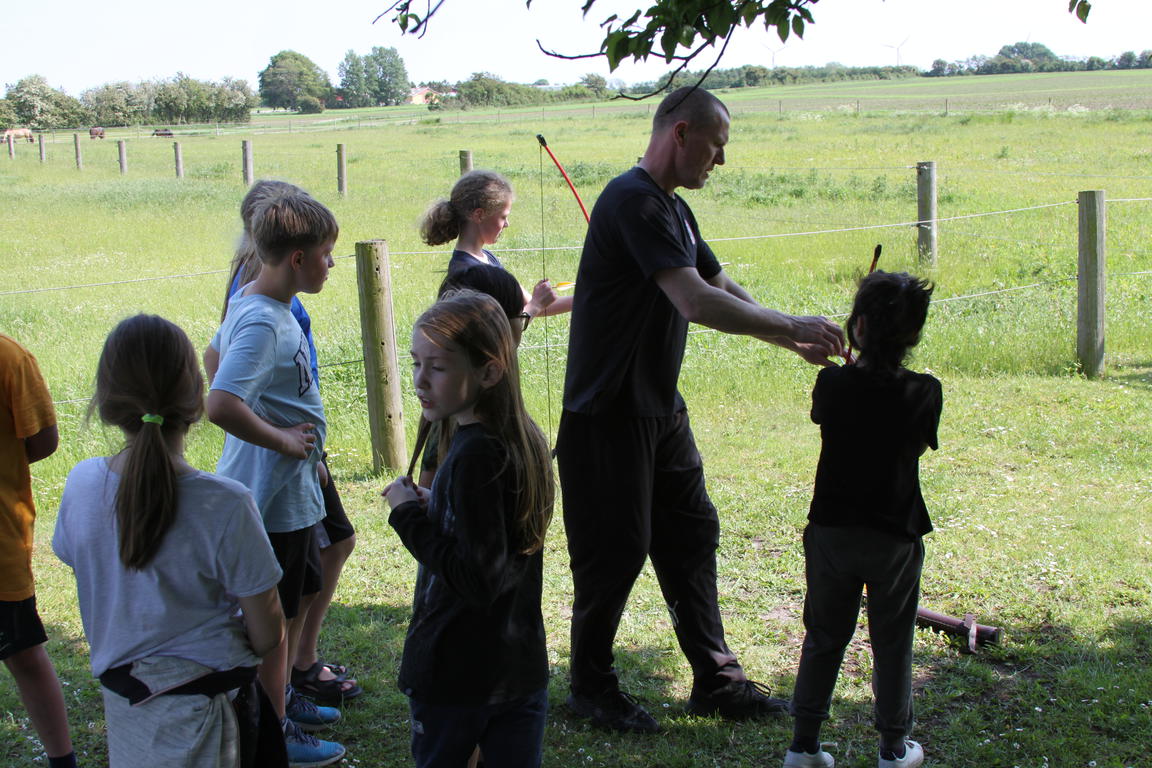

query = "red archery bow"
[536,134,589,224]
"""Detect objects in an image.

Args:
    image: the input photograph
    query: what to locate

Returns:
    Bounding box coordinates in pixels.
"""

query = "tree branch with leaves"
[379,0,1094,98]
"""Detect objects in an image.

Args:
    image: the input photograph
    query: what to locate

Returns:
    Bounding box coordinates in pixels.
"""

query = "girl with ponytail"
[53,314,284,767]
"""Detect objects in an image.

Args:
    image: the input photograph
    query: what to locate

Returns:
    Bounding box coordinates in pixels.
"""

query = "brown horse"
[2,127,34,143]
[89,126,105,140]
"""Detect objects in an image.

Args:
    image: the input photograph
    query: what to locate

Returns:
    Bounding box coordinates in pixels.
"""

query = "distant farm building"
[409,86,450,105]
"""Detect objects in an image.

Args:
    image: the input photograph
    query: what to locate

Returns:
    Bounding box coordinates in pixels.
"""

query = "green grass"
[1,74,1150,766]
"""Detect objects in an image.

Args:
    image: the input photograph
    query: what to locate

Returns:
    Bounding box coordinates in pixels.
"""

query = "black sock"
[789,738,820,754]
[880,743,907,760]
[48,753,77,768]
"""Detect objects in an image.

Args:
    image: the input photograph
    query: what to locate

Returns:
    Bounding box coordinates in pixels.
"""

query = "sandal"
[291,661,363,705]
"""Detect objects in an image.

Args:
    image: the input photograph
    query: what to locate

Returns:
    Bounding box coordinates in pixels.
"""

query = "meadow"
[1,70,1150,767]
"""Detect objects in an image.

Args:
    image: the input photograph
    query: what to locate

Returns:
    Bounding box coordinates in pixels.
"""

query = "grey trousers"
[102,656,240,768]
[790,524,924,742]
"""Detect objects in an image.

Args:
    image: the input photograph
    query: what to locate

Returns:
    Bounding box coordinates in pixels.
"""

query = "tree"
[998,41,1058,63]
[382,0,1095,96]
[1115,50,1138,69]
[0,99,17,131]
[337,50,373,108]
[5,75,88,129]
[81,82,143,126]
[364,47,410,106]
[579,73,608,97]
[298,94,325,113]
[258,50,331,110]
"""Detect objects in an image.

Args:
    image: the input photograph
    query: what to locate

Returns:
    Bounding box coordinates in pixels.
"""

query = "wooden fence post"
[337,143,347,197]
[1077,190,1106,378]
[117,140,128,175]
[174,142,184,178]
[73,133,83,170]
[242,140,253,186]
[459,149,473,175]
[5,135,12,160]
[916,161,938,265]
[38,134,45,163]
[355,240,406,473]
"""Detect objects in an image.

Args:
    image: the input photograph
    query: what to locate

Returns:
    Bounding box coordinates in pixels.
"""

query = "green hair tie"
[141,414,164,426]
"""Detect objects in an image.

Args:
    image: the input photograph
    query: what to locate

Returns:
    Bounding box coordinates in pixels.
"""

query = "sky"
[3,0,1151,97]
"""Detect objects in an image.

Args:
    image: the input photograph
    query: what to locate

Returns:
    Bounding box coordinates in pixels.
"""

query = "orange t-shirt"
[0,335,56,601]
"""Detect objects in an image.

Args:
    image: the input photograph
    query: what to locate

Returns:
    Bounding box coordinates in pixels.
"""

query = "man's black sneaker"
[566,689,661,733]
[687,679,790,719]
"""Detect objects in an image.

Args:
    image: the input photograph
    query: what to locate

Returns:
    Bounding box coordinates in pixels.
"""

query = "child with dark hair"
[0,333,77,768]
[783,271,940,768]
[54,315,283,767]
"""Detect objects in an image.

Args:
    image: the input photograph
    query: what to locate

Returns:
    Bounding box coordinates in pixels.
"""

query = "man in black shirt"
[556,86,844,733]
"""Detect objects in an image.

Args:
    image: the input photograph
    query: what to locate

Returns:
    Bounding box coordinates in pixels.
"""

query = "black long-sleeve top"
[809,365,942,540]
[389,422,547,705]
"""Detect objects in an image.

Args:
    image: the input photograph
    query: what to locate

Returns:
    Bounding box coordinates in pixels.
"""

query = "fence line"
[0,200,1112,298]
[0,267,230,297]
[42,267,1152,408]
[708,201,1075,243]
[943,168,1152,181]
[725,165,917,172]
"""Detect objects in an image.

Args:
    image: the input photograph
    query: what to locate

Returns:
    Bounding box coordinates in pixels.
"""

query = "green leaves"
[1068,0,1092,23]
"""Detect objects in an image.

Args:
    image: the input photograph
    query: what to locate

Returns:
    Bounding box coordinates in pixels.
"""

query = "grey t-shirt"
[211,288,326,533]
[53,458,282,677]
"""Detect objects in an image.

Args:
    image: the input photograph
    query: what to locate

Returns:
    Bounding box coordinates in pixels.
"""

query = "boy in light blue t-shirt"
[206,188,345,767]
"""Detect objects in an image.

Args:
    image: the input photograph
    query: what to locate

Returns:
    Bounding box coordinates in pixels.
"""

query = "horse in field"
[3,127,34,142]
[89,126,105,139]
[152,128,173,137]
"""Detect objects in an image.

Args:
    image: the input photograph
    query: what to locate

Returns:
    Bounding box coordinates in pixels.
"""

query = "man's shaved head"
[652,86,729,132]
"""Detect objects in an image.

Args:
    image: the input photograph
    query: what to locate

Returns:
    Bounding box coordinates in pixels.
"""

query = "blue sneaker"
[283,717,346,768]
[286,684,341,732]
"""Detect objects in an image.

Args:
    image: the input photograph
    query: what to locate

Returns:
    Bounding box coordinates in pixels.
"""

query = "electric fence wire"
[45,269,1152,408]
[4,201,1091,297]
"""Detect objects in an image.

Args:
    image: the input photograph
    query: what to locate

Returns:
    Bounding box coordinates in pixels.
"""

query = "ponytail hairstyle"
[419,170,514,246]
[221,180,311,322]
[846,271,934,374]
[90,315,204,569]
[413,290,554,554]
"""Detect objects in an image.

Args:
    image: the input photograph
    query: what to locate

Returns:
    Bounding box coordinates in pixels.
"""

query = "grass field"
[1,72,1151,767]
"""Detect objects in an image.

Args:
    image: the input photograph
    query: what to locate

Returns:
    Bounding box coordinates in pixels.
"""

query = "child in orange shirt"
[0,334,77,768]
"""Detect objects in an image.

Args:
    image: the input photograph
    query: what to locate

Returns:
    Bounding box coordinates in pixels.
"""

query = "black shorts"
[318,455,354,548]
[0,597,48,661]
[267,526,322,620]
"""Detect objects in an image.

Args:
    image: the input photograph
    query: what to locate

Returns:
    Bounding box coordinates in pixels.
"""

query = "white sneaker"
[783,748,835,767]
[878,740,924,768]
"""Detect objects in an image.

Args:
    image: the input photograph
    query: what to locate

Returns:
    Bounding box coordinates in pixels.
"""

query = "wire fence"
[11,198,1151,299]
[23,193,1151,410]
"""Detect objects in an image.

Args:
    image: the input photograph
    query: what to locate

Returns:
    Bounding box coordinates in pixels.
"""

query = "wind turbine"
[884,35,911,66]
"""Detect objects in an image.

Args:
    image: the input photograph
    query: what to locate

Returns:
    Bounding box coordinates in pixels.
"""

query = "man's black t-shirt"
[563,167,722,416]
[808,365,942,540]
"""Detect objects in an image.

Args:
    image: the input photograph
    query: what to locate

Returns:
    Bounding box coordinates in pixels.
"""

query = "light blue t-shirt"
[211,289,326,533]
